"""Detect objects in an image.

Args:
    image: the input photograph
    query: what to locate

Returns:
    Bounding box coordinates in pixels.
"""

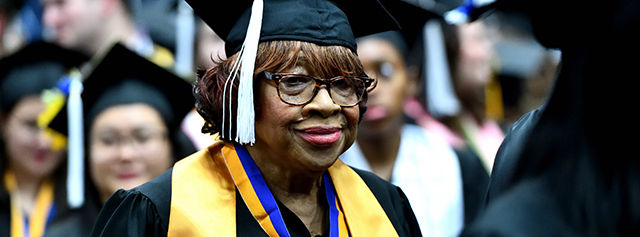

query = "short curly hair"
[193,40,372,141]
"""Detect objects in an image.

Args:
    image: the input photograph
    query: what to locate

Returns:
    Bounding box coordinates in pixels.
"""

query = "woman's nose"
[303,87,341,118]
[116,141,140,162]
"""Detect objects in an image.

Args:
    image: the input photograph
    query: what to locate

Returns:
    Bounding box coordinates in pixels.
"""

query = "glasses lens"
[278,76,316,104]
[330,77,365,106]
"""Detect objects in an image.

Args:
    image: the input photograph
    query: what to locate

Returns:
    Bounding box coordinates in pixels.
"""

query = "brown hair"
[193,40,371,141]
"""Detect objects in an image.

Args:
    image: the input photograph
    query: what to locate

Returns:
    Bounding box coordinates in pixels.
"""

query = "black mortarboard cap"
[49,43,195,136]
[187,0,405,57]
[357,0,444,60]
[0,41,87,112]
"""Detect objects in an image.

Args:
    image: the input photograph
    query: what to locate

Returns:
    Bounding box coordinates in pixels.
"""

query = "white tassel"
[223,45,244,140]
[67,75,84,208]
[232,0,263,145]
[424,19,461,119]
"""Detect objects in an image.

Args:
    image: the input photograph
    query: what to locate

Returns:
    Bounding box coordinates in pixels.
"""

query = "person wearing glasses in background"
[46,43,196,235]
[90,0,426,236]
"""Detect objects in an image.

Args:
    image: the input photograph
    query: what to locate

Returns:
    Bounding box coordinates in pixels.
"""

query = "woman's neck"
[357,126,402,182]
[11,168,46,216]
[246,146,326,235]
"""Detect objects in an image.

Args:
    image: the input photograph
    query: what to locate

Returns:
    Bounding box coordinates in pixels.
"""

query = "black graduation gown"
[454,148,489,225]
[90,167,422,237]
[485,105,545,204]
[0,173,99,237]
[460,172,581,237]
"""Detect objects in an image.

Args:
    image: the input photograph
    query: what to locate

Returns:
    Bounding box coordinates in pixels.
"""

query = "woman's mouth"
[298,127,341,146]
[117,172,138,180]
[33,150,48,163]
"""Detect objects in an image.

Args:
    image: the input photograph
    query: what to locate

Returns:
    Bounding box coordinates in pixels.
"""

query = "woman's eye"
[283,77,306,85]
[281,76,312,90]
[134,133,152,144]
[99,136,118,146]
[24,120,39,130]
[378,62,395,79]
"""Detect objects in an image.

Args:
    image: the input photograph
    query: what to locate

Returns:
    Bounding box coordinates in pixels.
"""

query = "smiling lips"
[298,127,341,145]
[117,172,138,180]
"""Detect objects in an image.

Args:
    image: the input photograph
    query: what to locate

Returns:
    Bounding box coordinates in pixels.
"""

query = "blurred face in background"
[454,21,494,103]
[1,96,65,178]
[356,38,416,138]
[194,20,226,70]
[89,103,172,203]
[42,0,102,54]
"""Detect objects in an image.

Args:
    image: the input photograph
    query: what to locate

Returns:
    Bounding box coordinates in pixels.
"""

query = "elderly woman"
[91,0,422,236]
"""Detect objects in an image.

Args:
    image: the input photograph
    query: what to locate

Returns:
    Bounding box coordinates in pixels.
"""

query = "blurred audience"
[41,0,173,68]
[1,0,26,56]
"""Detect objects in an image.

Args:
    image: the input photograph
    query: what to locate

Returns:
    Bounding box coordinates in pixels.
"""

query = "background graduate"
[47,43,196,235]
[90,0,427,236]
[455,0,640,235]
[0,41,88,237]
[341,29,467,237]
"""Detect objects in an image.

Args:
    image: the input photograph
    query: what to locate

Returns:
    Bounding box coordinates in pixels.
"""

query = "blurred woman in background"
[0,41,87,237]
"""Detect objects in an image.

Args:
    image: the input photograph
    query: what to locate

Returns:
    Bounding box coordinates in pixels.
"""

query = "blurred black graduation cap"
[0,41,87,112]
[357,0,444,61]
[49,43,195,136]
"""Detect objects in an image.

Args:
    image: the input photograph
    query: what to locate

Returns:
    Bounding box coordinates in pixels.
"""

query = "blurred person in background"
[0,41,89,237]
[49,43,196,207]
[193,18,225,71]
[409,19,504,173]
[486,11,560,129]
[458,0,640,235]
[341,30,466,237]
[180,18,226,151]
[41,0,173,68]
[1,0,26,56]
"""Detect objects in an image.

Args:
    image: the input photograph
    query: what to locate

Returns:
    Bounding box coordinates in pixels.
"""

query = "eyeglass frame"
[259,71,375,107]
[91,130,169,151]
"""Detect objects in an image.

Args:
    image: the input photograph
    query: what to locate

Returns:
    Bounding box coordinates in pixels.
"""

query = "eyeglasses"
[92,130,168,151]
[260,71,374,107]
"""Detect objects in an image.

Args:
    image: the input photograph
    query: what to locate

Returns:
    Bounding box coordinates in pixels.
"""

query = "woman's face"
[89,103,172,202]
[250,64,361,173]
[455,21,494,100]
[356,38,413,138]
[1,96,65,178]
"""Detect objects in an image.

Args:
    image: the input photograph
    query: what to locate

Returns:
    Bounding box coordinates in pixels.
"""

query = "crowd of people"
[2,0,637,236]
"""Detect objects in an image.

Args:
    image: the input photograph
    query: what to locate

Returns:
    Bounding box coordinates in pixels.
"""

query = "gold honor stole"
[3,171,56,237]
[168,141,399,236]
